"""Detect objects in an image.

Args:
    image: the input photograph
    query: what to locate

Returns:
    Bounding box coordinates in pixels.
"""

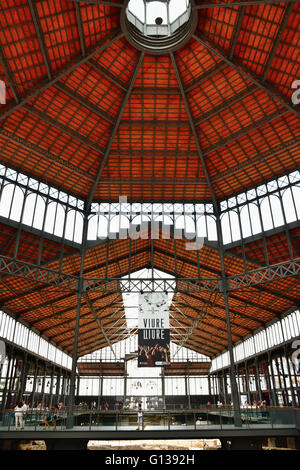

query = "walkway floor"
[0,423,295,432]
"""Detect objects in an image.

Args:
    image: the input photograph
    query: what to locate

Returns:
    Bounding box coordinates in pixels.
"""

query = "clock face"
[139,293,169,315]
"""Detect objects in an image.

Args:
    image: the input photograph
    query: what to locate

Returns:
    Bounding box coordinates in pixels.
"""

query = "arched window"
[53,203,66,238]
[44,202,65,237]
[175,214,195,237]
[22,193,36,226]
[248,203,261,235]
[109,215,129,235]
[88,215,98,240]
[65,210,75,241]
[44,202,56,234]
[0,184,14,218]
[0,184,24,221]
[23,194,45,230]
[131,214,151,225]
[196,215,207,238]
[240,205,251,238]
[163,214,173,226]
[228,210,241,241]
[260,196,274,231]
[9,186,24,222]
[98,215,108,238]
[270,194,284,227]
[184,215,195,237]
[282,187,298,223]
[221,213,231,244]
[74,212,83,243]
[206,216,217,241]
[292,186,300,220]
[64,210,83,243]
[33,195,46,229]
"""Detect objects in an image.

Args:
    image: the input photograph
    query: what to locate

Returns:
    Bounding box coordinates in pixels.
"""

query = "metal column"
[66,214,89,428]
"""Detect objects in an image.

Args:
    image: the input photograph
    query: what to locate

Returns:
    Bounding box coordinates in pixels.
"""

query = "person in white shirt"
[137,403,143,431]
[14,402,25,430]
[22,401,28,415]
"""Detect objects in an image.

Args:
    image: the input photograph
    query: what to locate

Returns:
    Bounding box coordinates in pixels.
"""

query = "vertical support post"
[254,358,262,402]
[211,375,216,405]
[1,354,11,415]
[61,374,66,406]
[49,366,54,408]
[18,353,28,402]
[187,371,191,409]
[208,374,212,400]
[97,369,101,409]
[217,374,222,403]
[184,372,191,409]
[244,361,251,405]
[55,369,61,404]
[100,372,103,406]
[6,327,17,409]
[269,352,278,406]
[76,374,80,404]
[223,369,228,404]
[52,368,57,407]
[66,213,89,429]
[123,360,127,407]
[275,356,283,404]
[285,348,296,406]
[31,358,38,408]
[41,363,46,406]
[264,358,272,406]
[222,291,241,425]
[289,350,299,406]
[161,366,166,410]
[8,357,18,408]
[236,364,241,403]
[279,353,289,405]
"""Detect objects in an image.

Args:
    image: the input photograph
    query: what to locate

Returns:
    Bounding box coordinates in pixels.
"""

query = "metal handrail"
[1,406,298,430]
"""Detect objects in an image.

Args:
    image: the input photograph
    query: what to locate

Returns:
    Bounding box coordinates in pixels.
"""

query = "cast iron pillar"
[222,289,242,426]
[66,213,89,429]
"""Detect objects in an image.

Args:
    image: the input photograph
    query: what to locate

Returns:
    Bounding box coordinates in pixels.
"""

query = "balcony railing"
[1,406,299,431]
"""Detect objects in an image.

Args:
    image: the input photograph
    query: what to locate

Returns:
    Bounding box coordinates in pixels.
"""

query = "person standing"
[43,404,50,430]
[14,402,25,430]
[22,400,28,427]
[137,403,143,431]
[52,405,59,431]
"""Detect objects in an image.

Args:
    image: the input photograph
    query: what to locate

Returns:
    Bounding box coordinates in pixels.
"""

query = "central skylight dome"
[121,0,197,54]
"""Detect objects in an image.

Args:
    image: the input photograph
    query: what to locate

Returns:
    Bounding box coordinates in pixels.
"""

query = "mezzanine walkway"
[1,408,300,444]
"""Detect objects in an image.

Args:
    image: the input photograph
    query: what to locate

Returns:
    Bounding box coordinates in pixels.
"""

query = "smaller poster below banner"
[138,292,170,367]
